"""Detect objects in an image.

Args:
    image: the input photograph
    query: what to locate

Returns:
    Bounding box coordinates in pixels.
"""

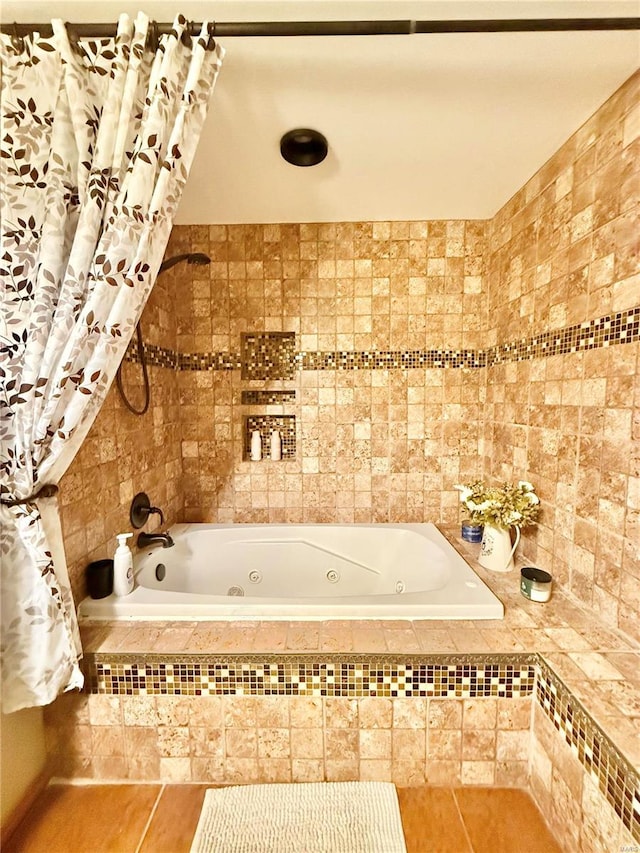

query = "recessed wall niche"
[241,390,296,405]
[244,415,296,461]
[241,332,296,380]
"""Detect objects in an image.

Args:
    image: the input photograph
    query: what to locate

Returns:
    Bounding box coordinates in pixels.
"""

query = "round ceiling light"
[280,128,328,167]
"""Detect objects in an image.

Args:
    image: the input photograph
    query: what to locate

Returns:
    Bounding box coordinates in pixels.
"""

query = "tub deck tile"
[286,621,321,650]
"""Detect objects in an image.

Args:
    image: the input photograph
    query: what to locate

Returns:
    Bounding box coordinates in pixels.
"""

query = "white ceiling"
[4,1,640,223]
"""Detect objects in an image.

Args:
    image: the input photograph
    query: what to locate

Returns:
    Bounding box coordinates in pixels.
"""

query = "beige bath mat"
[189,781,407,852]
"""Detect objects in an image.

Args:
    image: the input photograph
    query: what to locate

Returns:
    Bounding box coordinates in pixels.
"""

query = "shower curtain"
[0,14,224,713]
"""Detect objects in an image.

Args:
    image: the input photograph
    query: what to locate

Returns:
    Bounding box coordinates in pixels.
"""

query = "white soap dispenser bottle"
[113,533,134,596]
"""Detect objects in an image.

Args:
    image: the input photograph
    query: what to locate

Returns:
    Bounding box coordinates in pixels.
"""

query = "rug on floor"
[189,781,408,852]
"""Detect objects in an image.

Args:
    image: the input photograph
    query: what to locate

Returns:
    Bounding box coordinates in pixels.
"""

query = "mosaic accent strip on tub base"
[84,653,536,698]
[82,650,639,842]
[123,305,640,374]
[536,658,640,844]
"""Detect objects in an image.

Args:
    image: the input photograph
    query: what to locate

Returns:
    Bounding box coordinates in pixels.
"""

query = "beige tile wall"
[178,221,486,353]
[61,220,487,599]
[483,70,640,641]
[176,219,487,524]
[60,71,639,638]
[179,367,484,525]
[44,691,532,787]
[529,701,637,852]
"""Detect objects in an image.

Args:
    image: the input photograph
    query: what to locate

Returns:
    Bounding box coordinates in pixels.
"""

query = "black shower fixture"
[280,129,328,167]
[116,251,211,416]
[158,252,211,274]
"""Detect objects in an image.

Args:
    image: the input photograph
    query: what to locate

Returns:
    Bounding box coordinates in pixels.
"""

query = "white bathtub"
[77,523,503,621]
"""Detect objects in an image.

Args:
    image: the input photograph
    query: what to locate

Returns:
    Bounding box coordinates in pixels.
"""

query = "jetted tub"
[77,523,504,621]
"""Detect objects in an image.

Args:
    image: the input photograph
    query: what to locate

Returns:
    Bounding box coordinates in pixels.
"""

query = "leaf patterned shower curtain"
[0,14,224,713]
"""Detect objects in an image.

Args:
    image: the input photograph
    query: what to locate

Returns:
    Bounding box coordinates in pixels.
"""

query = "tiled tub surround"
[57,216,487,605]
[174,69,639,645]
[483,69,640,643]
[59,651,639,848]
[45,534,640,850]
[58,72,639,634]
[49,70,638,850]
[175,218,489,536]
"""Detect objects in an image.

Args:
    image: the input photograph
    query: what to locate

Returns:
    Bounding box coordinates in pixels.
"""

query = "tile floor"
[4,783,561,852]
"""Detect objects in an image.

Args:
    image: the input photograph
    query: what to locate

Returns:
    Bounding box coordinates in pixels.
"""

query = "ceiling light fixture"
[280,128,328,167]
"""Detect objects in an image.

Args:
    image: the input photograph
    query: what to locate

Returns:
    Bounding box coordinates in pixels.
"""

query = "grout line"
[449,788,475,853]
[48,777,154,786]
[450,788,476,853]
[135,783,165,853]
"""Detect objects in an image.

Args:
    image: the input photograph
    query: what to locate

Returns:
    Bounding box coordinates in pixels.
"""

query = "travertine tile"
[290,728,323,759]
[484,73,639,643]
[359,729,392,760]
[463,699,498,730]
[358,697,393,728]
[567,651,626,680]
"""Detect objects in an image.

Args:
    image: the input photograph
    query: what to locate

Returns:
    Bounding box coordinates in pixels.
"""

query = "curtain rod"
[2,18,640,39]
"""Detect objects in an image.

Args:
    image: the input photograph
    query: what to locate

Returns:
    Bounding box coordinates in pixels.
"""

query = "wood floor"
[4,783,561,852]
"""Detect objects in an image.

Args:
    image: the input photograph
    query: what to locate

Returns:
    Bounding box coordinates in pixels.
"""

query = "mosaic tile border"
[178,351,242,371]
[125,306,640,374]
[84,652,536,699]
[82,649,638,840]
[241,332,296,380]
[297,349,485,370]
[241,390,296,405]
[123,341,178,369]
[486,306,640,367]
[536,658,640,843]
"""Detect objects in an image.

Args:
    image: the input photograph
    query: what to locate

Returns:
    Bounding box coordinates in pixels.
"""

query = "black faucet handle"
[130,492,165,529]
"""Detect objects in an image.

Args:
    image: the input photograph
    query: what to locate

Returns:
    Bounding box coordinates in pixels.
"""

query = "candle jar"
[461,523,484,543]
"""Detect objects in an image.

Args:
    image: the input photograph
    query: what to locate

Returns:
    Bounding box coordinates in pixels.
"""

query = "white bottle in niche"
[250,429,262,461]
[113,533,134,596]
[270,429,282,461]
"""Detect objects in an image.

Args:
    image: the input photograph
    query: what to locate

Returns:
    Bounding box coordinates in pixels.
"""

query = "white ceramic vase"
[478,524,521,573]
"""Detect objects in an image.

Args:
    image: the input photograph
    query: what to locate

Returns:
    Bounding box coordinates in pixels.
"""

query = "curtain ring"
[181,22,193,47]
[67,25,82,55]
[148,20,159,53]
[11,22,25,53]
[207,22,217,50]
